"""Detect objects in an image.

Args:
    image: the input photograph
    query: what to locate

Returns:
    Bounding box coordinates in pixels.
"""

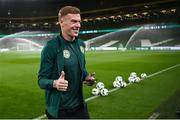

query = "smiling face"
[60,13,81,41]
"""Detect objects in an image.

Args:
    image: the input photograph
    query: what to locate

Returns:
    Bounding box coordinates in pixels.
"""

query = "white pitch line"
[147,63,180,78]
[148,113,160,119]
[34,63,180,119]
[33,114,46,120]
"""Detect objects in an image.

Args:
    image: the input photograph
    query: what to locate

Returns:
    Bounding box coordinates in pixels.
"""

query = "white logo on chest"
[63,50,71,59]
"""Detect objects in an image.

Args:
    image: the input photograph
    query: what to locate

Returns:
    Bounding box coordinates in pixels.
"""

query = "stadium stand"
[0,0,180,51]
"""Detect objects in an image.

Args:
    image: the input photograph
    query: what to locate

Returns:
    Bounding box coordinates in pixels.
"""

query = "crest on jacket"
[63,49,70,58]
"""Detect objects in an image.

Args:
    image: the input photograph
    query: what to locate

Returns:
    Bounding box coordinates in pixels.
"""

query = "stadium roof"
[0,0,179,18]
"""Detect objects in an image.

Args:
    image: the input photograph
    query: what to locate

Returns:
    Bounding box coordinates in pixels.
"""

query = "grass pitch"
[0,50,180,119]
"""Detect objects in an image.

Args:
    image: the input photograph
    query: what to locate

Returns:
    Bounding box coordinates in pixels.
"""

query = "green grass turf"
[0,50,180,118]
[155,90,180,119]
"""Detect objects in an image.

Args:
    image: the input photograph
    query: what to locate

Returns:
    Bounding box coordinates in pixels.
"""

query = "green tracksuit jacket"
[38,34,88,118]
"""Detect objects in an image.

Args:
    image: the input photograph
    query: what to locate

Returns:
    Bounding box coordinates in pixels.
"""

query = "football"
[96,82,105,90]
[120,81,127,87]
[141,73,147,79]
[135,77,141,82]
[100,88,109,96]
[128,76,135,83]
[91,88,99,96]
[130,72,137,77]
[115,76,123,82]
[113,81,121,88]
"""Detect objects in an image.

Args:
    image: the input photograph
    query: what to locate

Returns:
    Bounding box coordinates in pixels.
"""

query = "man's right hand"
[53,71,68,91]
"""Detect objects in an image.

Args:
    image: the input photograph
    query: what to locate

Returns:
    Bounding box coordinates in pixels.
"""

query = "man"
[38,6,95,119]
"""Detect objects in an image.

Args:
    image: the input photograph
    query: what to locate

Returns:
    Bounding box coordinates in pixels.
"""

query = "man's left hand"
[84,72,96,86]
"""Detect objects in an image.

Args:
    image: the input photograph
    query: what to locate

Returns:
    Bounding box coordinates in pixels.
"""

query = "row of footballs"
[91,72,147,96]
[114,72,147,87]
[128,72,147,83]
